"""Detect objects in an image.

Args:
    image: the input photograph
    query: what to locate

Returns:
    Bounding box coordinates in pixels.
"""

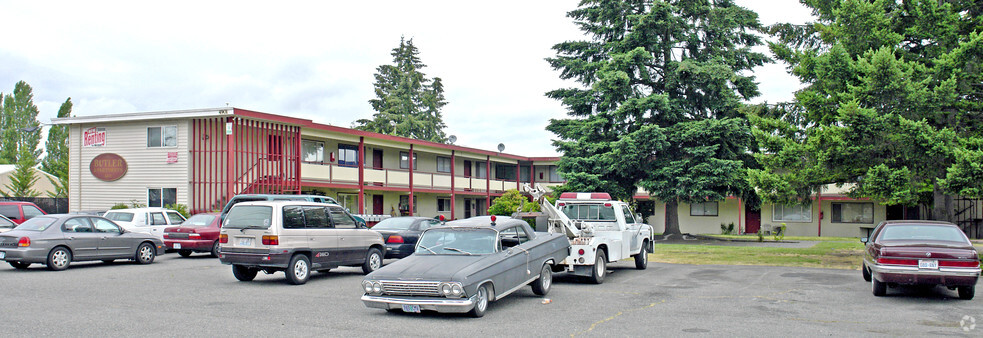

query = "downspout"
[408,144,414,216]
[358,136,365,214]
[451,150,456,220]
[817,190,823,237]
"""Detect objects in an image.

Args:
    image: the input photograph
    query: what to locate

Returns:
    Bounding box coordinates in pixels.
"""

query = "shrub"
[756,227,764,242]
[165,203,190,218]
[773,223,787,241]
[720,222,735,235]
[110,203,129,210]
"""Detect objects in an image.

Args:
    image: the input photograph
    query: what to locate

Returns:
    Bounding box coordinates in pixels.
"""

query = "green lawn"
[651,241,866,270]
[704,234,860,242]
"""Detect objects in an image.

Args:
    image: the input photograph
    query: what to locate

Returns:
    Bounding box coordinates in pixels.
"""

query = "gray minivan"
[219,194,364,226]
[217,201,385,285]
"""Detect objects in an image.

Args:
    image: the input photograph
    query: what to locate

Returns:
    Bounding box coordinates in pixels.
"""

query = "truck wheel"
[531,263,552,296]
[634,243,648,270]
[861,263,871,282]
[286,254,311,285]
[588,251,606,284]
[232,265,257,281]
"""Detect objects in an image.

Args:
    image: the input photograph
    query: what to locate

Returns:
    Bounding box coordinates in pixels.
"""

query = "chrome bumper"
[361,294,477,313]
[868,264,981,277]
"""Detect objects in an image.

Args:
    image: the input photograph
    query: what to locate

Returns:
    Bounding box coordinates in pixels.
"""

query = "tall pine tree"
[42,98,72,198]
[547,0,767,235]
[355,37,448,143]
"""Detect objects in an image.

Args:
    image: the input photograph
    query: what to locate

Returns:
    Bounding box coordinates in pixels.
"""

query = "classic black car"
[371,216,441,258]
[361,216,570,317]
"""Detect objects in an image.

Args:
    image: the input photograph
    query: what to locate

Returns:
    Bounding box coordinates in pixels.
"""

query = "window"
[560,204,617,221]
[690,202,718,216]
[302,140,324,163]
[92,218,120,233]
[400,152,418,170]
[548,166,563,182]
[495,164,516,180]
[338,193,358,213]
[475,161,487,179]
[63,218,93,233]
[520,165,531,183]
[338,144,358,167]
[773,204,812,222]
[832,203,873,224]
[437,157,451,173]
[148,188,177,208]
[165,211,186,224]
[303,206,329,228]
[147,126,177,148]
[23,205,44,220]
[282,206,306,229]
[149,212,168,225]
[437,198,451,212]
[621,205,636,223]
[399,195,418,214]
[328,207,357,229]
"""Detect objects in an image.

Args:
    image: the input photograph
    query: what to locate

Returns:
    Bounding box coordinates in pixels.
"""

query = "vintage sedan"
[361,216,570,317]
[862,220,980,299]
[371,216,441,258]
[0,214,164,270]
[164,212,222,257]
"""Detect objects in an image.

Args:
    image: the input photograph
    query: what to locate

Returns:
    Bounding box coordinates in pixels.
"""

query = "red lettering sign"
[83,127,107,147]
[89,153,127,181]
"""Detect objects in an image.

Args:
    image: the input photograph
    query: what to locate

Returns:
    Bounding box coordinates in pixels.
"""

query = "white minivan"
[103,207,186,240]
[217,201,385,285]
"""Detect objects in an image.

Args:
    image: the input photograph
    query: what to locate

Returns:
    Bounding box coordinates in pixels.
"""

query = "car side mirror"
[860,237,868,244]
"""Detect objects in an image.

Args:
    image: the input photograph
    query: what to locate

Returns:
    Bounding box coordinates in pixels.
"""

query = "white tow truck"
[522,184,654,284]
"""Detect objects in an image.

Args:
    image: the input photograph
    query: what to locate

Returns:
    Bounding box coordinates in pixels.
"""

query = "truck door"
[620,205,638,256]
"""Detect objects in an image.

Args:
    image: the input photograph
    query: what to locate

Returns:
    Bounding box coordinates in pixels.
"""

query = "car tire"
[469,284,491,318]
[362,248,383,275]
[46,247,72,271]
[232,265,257,281]
[861,263,871,282]
[871,277,886,296]
[958,285,975,300]
[634,243,648,270]
[9,261,30,269]
[210,241,220,258]
[135,242,156,264]
[286,254,311,285]
[588,250,606,284]
[531,263,552,296]
[178,250,193,258]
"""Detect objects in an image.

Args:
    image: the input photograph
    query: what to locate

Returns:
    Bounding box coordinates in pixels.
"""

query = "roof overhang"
[50,107,233,125]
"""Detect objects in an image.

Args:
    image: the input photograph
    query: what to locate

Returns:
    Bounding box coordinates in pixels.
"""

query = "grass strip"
[651,241,865,270]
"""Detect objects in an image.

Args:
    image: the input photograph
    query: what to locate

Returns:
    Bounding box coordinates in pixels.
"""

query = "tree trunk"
[932,180,954,222]
[664,198,681,235]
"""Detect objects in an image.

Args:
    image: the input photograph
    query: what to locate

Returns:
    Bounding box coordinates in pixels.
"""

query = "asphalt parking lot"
[1,254,980,336]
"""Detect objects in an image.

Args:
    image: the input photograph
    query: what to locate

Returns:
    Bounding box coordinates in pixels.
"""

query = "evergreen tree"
[355,37,449,143]
[0,81,42,164]
[750,0,983,222]
[547,0,767,235]
[1,147,41,198]
[42,98,72,198]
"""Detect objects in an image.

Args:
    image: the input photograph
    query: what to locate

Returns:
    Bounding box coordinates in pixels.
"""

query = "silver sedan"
[0,214,165,270]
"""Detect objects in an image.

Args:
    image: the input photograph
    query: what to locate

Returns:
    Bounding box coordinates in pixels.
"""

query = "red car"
[0,201,47,224]
[163,212,221,257]
[862,220,980,299]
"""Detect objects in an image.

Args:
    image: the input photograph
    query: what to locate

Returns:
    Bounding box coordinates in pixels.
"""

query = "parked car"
[164,212,221,257]
[0,215,15,233]
[218,201,385,285]
[0,201,47,224]
[361,216,570,317]
[102,207,187,240]
[0,214,164,270]
[862,220,980,299]
[219,194,365,226]
[371,216,441,258]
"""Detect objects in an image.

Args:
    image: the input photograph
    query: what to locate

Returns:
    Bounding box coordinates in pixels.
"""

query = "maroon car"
[862,220,980,299]
[163,212,221,257]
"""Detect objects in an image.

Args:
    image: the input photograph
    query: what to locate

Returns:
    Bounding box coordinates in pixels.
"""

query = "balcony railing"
[300,162,542,193]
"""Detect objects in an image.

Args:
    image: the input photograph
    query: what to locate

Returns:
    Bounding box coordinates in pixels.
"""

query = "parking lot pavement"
[0,254,979,336]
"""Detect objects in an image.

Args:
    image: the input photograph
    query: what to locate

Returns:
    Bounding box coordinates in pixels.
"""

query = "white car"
[103,208,186,239]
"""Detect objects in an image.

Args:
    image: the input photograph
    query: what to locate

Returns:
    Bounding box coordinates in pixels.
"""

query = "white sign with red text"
[83,127,107,147]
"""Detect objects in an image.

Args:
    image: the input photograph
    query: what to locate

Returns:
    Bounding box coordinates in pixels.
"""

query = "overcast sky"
[1,0,813,157]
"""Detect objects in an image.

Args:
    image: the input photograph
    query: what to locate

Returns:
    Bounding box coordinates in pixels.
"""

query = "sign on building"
[83,127,107,147]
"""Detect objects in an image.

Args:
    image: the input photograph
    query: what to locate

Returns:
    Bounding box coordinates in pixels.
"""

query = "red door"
[463,160,472,177]
[373,149,383,169]
[373,195,384,215]
[745,210,761,234]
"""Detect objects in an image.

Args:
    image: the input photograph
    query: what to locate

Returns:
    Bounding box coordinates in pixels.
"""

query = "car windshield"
[879,224,969,243]
[104,212,135,222]
[14,216,57,231]
[371,218,417,230]
[182,214,217,227]
[560,203,617,222]
[223,206,273,229]
[416,228,497,255]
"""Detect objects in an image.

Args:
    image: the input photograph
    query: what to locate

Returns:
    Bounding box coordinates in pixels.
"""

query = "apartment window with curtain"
[147,126,177,148]
[495,164,516,180]
[548,165,563,182]
[832,203,874,224]
[302,140,323,163]
[437,157,451,173]
[475,162,487,179]
[148,188,177,207]
[338,144,358,167]
[773,204,812,222]
[690,202,718,216]
[400,152,418,170]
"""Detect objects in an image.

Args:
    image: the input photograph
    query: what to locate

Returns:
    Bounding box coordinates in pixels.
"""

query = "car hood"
[367,254,494,281]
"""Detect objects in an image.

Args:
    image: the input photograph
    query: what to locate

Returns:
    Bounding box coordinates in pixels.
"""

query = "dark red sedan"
[862,220,980,299]
[163,212,221,257]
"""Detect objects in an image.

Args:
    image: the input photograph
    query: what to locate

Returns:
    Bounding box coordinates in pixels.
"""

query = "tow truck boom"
[521,183,584,238]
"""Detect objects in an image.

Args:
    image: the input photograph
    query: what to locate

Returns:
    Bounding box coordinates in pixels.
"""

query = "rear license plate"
[238,238,252,246]
[918,259,938,269]
[0,251,5,259]
[401,304,421,313]
[173,243,182,249]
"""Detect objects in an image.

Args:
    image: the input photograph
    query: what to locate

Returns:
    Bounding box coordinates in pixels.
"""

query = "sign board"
[89,153,127,181]
[83,127,107,147]
[167,152,178,164]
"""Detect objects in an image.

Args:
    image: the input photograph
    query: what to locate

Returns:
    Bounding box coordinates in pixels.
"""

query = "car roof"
[878,220,958,227]
[104,207,177,213]
[0,201,41,205]
[440,217,527,230]
[232,200,339,207]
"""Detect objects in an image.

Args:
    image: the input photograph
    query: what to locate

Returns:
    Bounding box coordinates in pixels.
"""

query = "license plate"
[173,243,182,249]
[0,251,5,259]
[919,259,938,269]
[238,238,252,246]
[401,304,421,313]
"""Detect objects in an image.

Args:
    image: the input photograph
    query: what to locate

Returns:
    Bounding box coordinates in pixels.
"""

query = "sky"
[1,0,814,157]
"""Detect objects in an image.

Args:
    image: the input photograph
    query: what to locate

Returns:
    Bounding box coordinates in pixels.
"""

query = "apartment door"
[464,199,472,218]
[372,195,384,215]
[373,149,383,169]
[745,206,761,234]
[463,160,472,177]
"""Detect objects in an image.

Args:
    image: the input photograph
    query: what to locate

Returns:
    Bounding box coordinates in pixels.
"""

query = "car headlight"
[439,282,464,298]
[362,281,374,293]
[372,282,383,294]
[451,284,463,296]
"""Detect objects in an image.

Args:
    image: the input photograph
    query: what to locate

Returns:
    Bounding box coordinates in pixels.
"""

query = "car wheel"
[469,284,490,318]
[102,259,115,264]
[634,243,648,270]
[286,254,311,285]
[47,247,72,271]
[588,250,606,284]
[531,263,552,296]
[958,285,975,300]
[362,248,383,275]
[136,242,156,264]
[178,250,193,257]
[232,265,258,281]
[861,263,871,282]
[871,277,886,296]
[210,241,220,258]
[9,261,30,269]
